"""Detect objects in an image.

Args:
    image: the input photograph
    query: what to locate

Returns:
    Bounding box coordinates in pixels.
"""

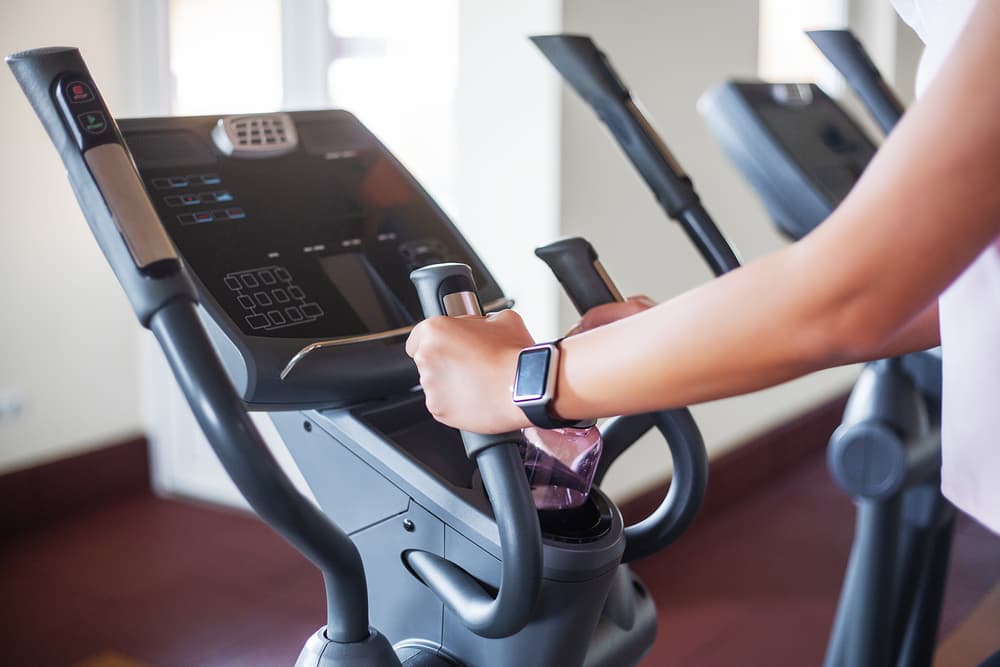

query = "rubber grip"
[535,237,623,314]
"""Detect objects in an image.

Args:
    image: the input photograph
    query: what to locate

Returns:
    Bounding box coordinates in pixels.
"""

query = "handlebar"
[408,263,543,638]
[7,46,374,644]
[806,30,905,135]
[531,34,741,277]
[535,238,709,562]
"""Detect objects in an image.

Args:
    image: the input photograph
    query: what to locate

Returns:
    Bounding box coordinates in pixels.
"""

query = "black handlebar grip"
[806,30,904,135]
[531,34,743,277]
[408,262,544,638]
[410,262,482,318]
[535,238,624,315]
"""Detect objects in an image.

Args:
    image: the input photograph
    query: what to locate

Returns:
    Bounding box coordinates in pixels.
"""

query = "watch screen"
[513,348,551,401]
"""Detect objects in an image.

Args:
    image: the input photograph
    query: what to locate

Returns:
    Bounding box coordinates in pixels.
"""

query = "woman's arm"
[406,0,1000,434]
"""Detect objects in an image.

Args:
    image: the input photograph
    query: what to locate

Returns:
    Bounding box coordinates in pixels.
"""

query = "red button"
[66,80,95,104]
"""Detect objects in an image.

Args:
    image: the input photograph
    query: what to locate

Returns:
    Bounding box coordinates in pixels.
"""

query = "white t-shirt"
[892,0,1000,534]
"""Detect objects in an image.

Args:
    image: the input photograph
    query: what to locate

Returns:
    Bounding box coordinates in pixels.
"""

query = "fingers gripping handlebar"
[535,238,709,562]
[408,263,544,639]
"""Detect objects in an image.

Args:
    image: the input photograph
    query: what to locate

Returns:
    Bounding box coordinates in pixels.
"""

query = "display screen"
[126,112,498,340]
[513,348,551,402]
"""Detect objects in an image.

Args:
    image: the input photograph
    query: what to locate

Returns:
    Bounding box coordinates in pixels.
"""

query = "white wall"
[559,0,861,500]
[0,0,144,473]
[454,0,563,341]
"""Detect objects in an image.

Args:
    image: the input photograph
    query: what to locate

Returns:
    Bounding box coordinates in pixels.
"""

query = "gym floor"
[2,449,999,667]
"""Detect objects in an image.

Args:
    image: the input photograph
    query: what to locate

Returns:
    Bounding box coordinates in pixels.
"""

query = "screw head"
[303,421,312,432]
[402,519,415,532]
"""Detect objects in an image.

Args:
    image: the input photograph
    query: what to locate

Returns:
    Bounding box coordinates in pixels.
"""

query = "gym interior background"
[1,1,997,666]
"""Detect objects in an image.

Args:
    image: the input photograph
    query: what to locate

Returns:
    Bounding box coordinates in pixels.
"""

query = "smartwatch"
[512,339,595,429]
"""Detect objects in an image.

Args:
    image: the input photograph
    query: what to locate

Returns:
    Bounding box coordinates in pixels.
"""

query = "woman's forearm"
[551,0,1000,422]
[552,255,940,421]
[552,245,856,419]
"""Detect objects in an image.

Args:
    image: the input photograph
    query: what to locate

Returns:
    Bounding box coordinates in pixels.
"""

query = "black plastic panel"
[701,82,877,240]
[118,110,505,408]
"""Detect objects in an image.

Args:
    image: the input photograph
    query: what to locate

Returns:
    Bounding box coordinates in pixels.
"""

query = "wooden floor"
[2,452,998,667]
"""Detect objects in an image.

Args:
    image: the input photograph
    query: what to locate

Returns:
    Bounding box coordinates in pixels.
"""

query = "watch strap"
[516,337,595,430]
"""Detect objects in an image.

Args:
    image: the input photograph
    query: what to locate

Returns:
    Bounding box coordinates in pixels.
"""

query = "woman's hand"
[406,309,535,434]
[566,295,656,335]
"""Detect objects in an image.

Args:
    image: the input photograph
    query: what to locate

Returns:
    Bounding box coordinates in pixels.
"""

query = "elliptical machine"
[698,29,953,667]
[8,45,737,667]
[531,30,952,667]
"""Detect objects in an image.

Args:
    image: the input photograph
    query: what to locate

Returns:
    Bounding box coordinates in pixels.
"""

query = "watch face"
[513,347,552,402]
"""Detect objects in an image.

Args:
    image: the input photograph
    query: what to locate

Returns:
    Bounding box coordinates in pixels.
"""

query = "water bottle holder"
[537,492,614,544]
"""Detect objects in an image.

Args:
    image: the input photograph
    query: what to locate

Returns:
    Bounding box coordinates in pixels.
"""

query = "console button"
[237,295,255,310]
[253,291,273,306]
[241,274,259,288]
[267,310,287,326]
[285,306,304,322]
[288,285,304,300]
[77,111,108,135]
[274,267,292,282]
[199,173,222,185]
[66,80,95,104]
[225,207,246,220]
[245,314,269,330]
[192,211,214,223]
[224,276,242,291]
[272,288,290,304]
[258,270,276,285]
[301,302,324,318]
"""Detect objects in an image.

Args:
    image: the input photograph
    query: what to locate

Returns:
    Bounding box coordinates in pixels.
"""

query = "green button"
[77,111,107,135]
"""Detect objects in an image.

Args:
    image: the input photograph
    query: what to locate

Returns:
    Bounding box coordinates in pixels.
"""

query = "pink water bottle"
[512,340,603,509]
[519,426,602,509]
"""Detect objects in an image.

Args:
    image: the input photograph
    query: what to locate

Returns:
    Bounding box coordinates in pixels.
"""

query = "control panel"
[120,111,501,342]
[700,81,878,240]
[111,110,504,406]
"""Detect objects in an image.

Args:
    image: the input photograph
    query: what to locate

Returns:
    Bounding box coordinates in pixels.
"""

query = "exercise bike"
[9,45,732,667]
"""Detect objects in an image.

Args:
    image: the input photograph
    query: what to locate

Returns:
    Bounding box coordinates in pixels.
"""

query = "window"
[169,0,284,115]
[758,0,848,93]
[166,0,459,212]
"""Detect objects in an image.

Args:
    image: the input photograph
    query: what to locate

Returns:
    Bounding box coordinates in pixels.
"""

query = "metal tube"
[150,299,371,642]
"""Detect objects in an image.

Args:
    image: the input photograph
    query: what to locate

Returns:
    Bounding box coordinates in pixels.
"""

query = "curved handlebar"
[535,238,709,562]
[8,47,374,644]
[408,264,543,638]
[151,301,372,641]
